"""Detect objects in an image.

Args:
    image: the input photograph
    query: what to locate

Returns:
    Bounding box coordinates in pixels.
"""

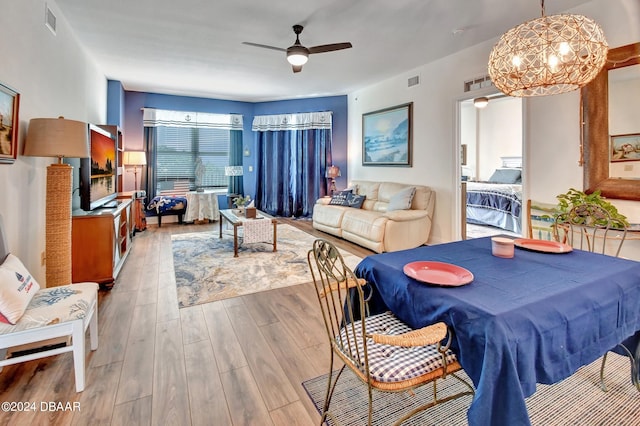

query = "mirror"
[608,66,640,177]
[582,42,640,200]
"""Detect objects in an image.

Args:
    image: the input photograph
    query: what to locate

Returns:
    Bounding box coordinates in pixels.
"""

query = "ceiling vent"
[408,76,420,87]
[464,75,493,92]
[45,4,57,35]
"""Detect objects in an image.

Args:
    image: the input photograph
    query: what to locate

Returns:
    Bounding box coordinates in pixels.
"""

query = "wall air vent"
[45,4,57,35]
[464,75,493,92]
[408,76,420,87]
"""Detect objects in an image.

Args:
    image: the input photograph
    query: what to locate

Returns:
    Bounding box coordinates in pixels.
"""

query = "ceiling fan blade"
[242,41,286,52]
[308,42,352,54]
[292,65,303,73]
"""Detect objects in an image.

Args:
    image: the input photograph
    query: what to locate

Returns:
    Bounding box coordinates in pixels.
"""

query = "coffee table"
[218,209,277,257]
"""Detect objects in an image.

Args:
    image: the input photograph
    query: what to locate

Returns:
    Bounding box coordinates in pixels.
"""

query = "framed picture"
[610,133,640,162]
[461,144,468,166]
[0,82,20,164]
[362,102,412,166]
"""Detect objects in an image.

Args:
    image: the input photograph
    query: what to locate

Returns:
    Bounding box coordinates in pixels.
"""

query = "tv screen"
[80,125,118,211]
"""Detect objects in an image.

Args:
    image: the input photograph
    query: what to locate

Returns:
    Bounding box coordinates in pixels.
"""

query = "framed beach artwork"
[610,133,640,162]
[0,82,20,164]
[362,102,412,166]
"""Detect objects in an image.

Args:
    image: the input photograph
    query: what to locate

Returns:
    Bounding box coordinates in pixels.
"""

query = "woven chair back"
[555,203,627,257]
[307,239,370,375]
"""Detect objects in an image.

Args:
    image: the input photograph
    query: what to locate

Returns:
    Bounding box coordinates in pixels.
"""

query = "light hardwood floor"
[0,218,373,425]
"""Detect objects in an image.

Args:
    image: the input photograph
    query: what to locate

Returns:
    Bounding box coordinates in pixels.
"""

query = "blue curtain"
[228,130,244,195]
[143,127,158,205]
[255,128,330,217]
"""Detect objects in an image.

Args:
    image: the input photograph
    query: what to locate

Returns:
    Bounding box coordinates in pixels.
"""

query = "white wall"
[477,97,522,181]
[348,0,640,248]
[0,0,107,284]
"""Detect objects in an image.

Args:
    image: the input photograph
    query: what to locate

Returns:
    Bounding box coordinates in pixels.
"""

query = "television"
[80,124,118,211]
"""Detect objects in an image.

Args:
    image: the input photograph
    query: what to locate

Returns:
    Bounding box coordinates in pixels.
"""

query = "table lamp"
[123,151,147,192]
[225,165,244,206]
[325,165,341,194]
[24,117,89,287]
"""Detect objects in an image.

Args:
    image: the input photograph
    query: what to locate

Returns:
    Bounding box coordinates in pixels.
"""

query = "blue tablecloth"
[354,237,640,426]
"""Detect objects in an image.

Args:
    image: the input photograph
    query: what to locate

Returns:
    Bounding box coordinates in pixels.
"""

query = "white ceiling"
[55,0,593,102]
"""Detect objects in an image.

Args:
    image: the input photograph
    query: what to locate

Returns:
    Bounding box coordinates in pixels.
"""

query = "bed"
[465,158,522,234]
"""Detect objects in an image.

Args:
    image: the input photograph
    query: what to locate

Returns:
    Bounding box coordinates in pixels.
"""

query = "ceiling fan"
[243,25,352,73]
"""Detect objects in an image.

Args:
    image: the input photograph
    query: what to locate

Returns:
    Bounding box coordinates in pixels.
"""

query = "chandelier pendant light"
[488,0,608,97]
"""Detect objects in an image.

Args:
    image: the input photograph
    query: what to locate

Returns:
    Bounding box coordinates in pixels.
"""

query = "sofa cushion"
[342,210,387,242]
[313,203,349,228]
[387,186,416,211]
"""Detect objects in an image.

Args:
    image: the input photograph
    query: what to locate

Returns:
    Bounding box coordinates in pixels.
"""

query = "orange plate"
[403,261,474,286]
[513,238,573,254]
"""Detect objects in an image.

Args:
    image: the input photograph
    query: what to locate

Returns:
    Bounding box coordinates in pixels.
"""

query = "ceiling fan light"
[473,97,489,108]
[287,45,309,66]
[488,3,608,97]
[287,53,308,66]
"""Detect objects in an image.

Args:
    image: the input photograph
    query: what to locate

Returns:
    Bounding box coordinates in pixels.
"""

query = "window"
[156,126,230,193]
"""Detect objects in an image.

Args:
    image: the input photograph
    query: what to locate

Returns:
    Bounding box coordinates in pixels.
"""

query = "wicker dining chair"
[307,239,474,425]
[554,203,627,257]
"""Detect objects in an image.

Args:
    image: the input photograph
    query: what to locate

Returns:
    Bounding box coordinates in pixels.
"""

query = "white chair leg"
[89,304,98,351]
[72,320,86,392]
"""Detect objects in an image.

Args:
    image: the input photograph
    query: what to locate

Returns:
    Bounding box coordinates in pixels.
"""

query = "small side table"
[185,190,220,223]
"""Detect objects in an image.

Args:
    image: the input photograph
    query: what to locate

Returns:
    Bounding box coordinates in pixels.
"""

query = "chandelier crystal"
[488,1,608,97]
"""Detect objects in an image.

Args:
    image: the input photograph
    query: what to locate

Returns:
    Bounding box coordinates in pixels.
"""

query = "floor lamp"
[24,117,89,287]
[123,151,147,193]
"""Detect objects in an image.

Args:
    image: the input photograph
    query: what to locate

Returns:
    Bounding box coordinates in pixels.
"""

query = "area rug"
[171,224,361,307]
[303,353,639,425]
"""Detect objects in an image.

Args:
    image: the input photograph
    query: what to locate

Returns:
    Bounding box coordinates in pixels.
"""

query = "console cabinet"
[72,199,132,287]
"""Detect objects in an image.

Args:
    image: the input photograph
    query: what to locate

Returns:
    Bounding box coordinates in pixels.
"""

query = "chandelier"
[488,0,608,97]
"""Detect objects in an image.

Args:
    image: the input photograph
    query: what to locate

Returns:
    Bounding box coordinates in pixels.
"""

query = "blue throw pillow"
[488,168,521,184]
[346,194,366,209]
[329,190,352,206]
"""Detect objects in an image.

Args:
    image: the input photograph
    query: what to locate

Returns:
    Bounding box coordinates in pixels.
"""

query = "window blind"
[156,126,231,191]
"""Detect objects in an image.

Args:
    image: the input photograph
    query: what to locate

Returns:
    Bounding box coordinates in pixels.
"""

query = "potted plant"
[555,188,629,229]
[232,195,251,215]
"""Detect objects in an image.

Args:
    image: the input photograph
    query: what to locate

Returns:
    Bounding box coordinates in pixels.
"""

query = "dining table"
[354,236,640,426]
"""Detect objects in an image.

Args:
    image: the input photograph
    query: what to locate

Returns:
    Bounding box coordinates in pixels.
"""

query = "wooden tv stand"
[72,199,132,288]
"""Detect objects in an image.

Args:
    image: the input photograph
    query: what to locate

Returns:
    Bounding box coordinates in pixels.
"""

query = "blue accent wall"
[109,81,347,207]
[106,80,125,127]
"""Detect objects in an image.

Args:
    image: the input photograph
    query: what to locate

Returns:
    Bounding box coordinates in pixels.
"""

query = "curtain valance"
[252,111,332,131]
[142,108,243,130]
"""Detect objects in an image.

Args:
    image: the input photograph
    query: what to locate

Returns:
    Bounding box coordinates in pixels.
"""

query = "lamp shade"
[325,165,341,179]
[224,166,243,176]
[24,117,89,160]
[488,2,608,97]
[123,151,147,166]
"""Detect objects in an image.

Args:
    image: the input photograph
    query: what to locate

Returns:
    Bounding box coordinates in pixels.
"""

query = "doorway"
[457,94,524,240]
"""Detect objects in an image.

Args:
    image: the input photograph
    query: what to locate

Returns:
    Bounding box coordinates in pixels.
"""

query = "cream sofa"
[312,180,435,253]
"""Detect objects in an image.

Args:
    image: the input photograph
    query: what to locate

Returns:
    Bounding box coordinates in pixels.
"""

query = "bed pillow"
[488,168,521,184]
[329,190,352,206]
[346,194,366,209]
[387,186,416,211]
[0,253,41,324]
